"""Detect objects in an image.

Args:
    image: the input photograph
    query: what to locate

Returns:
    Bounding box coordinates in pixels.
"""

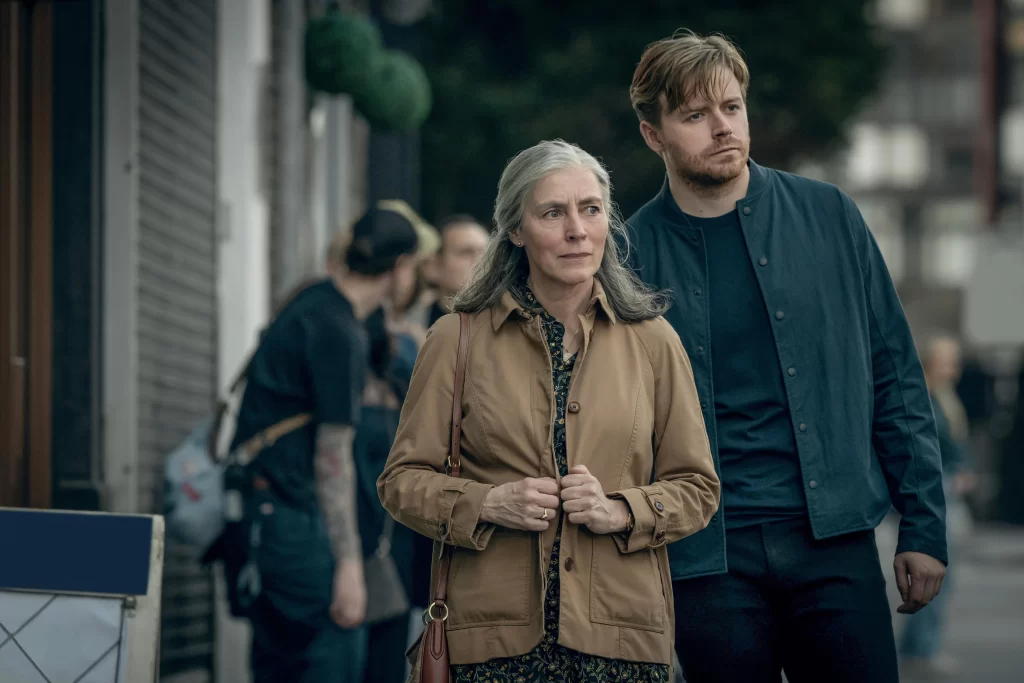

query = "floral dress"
[452,285,671,683]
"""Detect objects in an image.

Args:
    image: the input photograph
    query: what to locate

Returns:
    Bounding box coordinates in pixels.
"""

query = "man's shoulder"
[759,164,849,206]
[625,194,664,234]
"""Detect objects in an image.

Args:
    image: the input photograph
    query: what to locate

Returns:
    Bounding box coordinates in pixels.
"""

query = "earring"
[517,241,523,247]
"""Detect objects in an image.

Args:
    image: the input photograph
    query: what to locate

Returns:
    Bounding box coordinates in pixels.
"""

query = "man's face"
[435,222,489,297]
[640,67,750,188]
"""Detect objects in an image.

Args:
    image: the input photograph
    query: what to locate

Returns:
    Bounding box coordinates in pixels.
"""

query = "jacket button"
[799,423,807,432]
[654,501,665,512]
[564,557,574,571]
[743,206,752,216]
[655,530,666,542]
[439,522,449,537]
[697,345,705,353]
[694,288,702,296]
[567,401,580,413]
[775,310,785,320]
[808,480,818,490]
[787,367,796,377]
[758,257,768,266]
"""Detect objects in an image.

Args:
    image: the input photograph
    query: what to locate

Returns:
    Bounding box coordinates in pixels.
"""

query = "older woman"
[378,140,719,682]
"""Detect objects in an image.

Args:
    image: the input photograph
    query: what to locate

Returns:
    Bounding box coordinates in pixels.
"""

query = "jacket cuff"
[895,534,949,567]
[439,479,496,550]
[608,487,668,553]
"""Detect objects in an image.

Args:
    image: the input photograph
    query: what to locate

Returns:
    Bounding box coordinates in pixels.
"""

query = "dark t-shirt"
[230,280,367,510]
[691,209,806,529]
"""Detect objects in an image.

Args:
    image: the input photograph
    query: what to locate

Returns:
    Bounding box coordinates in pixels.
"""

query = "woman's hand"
[480,477,560,531]
[561,465,630,535]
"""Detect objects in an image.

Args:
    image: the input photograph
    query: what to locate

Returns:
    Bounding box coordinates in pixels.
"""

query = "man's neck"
[332,270,386,320]
[668,164,750,218]
[527,275,593,331]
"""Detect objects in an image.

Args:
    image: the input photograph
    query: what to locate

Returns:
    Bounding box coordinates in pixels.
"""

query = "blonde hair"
[451,140,670,322]
[630,29,749,125]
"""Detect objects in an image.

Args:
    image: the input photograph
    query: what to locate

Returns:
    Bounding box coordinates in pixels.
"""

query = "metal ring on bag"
[422,602,449,624]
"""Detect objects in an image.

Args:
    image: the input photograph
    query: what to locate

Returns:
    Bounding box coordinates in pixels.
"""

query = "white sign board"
[963,234,1024,346]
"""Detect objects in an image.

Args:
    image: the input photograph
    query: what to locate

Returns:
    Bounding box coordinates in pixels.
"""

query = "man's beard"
[671,144,748,188]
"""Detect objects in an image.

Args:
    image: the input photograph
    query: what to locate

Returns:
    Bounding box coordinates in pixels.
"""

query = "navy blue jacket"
[625,161,947,580]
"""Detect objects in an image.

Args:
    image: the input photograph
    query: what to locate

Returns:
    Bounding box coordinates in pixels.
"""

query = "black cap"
[344,200,438,276]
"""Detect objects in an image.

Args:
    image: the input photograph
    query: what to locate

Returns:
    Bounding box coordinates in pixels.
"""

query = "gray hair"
[451,139,670,322]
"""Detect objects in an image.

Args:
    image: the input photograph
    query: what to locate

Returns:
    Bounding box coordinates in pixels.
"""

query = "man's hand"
[894,551,946,614]
[329,559,366,629]
[560,465,630,535]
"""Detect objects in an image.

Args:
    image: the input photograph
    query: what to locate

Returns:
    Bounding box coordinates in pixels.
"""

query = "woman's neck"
[527,275,594,331]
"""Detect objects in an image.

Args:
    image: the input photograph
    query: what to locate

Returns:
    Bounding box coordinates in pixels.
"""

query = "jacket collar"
[490,278,617,332]
[655,158,770,223]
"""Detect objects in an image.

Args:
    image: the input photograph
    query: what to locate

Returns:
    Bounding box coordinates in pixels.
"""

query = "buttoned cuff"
[439,479,496,551]
[608,487,669,553]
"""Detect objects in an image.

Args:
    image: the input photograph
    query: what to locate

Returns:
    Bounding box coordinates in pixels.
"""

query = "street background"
[2,0,1024,681]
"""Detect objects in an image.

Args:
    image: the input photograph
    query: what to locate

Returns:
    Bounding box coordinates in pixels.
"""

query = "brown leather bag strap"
[431,312,471,611]
[236,413,313,466]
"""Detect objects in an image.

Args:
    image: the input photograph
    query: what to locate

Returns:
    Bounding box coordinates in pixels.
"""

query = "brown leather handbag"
[413,311,470,683]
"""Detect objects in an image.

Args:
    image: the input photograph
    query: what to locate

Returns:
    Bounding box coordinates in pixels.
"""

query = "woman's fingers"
[530,491,561,509]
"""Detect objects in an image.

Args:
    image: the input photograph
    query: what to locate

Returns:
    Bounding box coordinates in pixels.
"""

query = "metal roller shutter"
[137,0,218,678]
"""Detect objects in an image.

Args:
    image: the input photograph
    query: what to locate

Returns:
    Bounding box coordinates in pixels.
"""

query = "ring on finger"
[541,509,549,520]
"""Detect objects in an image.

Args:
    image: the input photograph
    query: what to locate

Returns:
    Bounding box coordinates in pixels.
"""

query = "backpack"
[163,281,318,551]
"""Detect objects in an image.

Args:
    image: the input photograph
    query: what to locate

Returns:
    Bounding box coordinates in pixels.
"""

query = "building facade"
[0,0,407,680]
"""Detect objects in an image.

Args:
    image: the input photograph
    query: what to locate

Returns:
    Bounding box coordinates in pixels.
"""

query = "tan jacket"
[378,283,719,666]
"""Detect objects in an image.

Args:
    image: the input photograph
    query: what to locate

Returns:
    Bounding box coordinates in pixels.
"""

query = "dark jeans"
[363,613,412,683]
[250,597,366,683]
[673,517,898,683]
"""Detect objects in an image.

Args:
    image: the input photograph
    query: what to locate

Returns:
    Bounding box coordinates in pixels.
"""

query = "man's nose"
[711,111,733,137]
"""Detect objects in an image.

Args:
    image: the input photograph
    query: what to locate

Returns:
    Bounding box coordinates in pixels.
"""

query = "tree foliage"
[418,0,886,222]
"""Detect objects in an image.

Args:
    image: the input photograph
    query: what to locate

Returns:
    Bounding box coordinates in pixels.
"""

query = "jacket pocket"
[446,528,533,630]
[589,534,666,633]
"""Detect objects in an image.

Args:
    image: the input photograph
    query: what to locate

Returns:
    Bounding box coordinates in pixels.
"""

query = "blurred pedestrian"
[228,202,431,683]
[900,336,975,678]
[378,139,720,682]
[356,213,439,683]
[624,30,947,683]
[422,214,490,326]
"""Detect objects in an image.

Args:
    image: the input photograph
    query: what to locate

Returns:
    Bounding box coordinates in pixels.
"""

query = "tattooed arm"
[314,423,366,627]
[314,423,361,561]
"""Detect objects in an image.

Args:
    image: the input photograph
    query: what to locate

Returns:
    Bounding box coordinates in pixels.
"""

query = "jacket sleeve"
[846,194,948,565]
[608,318,720,553]
[377,313,496,551]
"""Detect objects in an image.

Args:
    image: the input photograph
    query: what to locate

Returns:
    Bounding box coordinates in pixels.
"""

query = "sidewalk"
[879,519,1024,683]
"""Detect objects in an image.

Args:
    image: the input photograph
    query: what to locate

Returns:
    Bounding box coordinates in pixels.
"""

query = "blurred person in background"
[353,208,439,683]
[422,214,490,326]
[379,139,719,682]
[624,30,947,683]
[900,336,976,678]
[230,202,429,683]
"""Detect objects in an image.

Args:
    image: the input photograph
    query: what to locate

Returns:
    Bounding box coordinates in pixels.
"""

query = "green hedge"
[305,9,432,132]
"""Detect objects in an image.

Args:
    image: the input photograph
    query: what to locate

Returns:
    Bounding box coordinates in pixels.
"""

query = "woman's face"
[513,167,608,290]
